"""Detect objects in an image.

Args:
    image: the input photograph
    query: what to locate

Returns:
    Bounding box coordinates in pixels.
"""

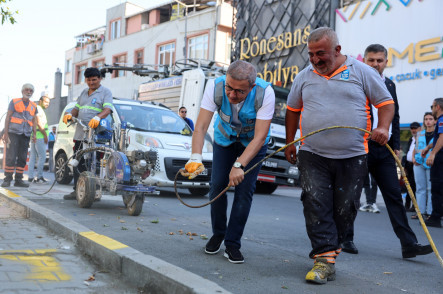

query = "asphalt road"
[9,171,443,294]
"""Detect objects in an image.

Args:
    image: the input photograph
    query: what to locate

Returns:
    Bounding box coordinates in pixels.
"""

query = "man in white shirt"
[183,60,275,264]
[404,122,421,210]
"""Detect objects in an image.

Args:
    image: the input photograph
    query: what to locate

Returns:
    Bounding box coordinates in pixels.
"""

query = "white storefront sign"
[335,0,442,125]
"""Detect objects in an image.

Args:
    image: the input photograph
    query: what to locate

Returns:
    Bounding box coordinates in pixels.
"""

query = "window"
[110,19,121,40]
[134,49,144,64]
[113,53,127,78]
[92,59,105,70]
[76,63,87,84]
[158,43,175,66]
[65,59,72,73]
[187,34,208,59]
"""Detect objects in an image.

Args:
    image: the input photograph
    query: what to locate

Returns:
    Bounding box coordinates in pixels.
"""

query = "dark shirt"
[425,132,433,145]
[183,117,194,131]
[433,114,443,152]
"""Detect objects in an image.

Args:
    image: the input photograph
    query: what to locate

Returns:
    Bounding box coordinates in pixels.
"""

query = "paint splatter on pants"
[298,150,367,259]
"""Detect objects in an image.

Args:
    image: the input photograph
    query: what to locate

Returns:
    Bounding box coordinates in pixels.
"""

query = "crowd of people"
[2,26,442,286]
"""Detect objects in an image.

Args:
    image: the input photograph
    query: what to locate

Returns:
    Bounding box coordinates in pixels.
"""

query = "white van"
[53,98,213,195]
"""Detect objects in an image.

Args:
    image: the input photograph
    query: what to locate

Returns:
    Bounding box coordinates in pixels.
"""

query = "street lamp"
[174,0,216,59]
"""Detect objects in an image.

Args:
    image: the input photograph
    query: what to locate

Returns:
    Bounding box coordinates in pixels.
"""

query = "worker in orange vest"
[2,83,38,188]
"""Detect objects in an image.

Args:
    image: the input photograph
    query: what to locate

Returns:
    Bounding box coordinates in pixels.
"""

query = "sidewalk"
[0,194,136,293]
[0,175,229,294]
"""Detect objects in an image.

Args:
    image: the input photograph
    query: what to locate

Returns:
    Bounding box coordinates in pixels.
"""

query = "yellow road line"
[80,231,128,250]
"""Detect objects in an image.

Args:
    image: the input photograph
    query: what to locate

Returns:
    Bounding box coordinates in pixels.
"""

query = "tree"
[1,0,18,25]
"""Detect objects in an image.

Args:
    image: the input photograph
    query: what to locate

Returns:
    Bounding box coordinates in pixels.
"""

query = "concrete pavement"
[0,181,230,294]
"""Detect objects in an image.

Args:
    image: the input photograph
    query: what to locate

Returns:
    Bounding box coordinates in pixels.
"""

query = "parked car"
[53,98,213,195]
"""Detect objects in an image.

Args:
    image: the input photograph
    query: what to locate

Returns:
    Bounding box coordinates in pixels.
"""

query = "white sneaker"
[368,203,380,213]
[359,204,371,212]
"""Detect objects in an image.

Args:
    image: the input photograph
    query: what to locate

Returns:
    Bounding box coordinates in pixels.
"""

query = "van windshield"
[114,104,192,135]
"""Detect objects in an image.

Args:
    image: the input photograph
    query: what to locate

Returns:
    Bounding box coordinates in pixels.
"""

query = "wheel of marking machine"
[127,193,144,216]
[76,171,96,208]
[122,191,133,208]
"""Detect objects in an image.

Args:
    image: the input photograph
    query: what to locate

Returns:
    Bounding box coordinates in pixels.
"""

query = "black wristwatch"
[233,162,245,170]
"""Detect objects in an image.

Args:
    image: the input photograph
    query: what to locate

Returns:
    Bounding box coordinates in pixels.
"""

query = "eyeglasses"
[180,111,187,113]
[225,84,248,96]
[431,105,435,109]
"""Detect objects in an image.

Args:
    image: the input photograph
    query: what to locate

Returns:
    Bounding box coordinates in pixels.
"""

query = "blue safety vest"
[415,129,433,169]
[213,76,271,147]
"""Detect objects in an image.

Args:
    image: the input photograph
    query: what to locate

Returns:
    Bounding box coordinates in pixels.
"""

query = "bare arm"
[97,108,112,119]
[70,108,79,118]
[371,103,394,145]
[191,108,214,155]
[284,109,301,164]
[425,133,443,166]
[2,110,13,143]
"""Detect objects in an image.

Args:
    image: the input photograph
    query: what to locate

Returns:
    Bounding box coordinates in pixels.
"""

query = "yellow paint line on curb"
[0,187,21,198]
[80,231,128,250]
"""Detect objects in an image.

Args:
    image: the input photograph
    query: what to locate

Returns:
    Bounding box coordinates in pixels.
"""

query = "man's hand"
[181,153,205,179]
[2,132,8,144]
[63,113,72,124]
[370,127,389,146]
[426,153,435,166]
[44,135,48,144]
[285,144,297,164]
[229,167,245,187]
[88,116,101,129]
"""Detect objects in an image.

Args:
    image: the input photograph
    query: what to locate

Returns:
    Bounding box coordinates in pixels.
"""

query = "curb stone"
[0,189,230,294]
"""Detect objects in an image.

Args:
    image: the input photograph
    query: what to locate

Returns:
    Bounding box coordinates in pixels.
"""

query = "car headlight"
[288,166,299,175]
[136,134,163,148]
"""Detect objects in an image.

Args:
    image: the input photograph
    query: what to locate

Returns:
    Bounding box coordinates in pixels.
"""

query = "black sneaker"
[1,180,11,187]
[28,177,34,182]
[34,177,48,184]
[14,180,29,188]
[425,218,442,228]
[224,246,244,264]
[63,191,77,200]
[205,235,225,254]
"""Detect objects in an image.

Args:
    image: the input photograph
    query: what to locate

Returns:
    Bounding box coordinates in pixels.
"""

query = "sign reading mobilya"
[239,25,311,88]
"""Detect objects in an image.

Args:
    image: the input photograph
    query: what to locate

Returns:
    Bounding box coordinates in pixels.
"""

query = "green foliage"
[1,0,18,25]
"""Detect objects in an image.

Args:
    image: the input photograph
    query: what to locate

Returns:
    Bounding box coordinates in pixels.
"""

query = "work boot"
[14,179,29,188]
[305,258,336,284]
[63,191,77,200]
[1,180,11,187]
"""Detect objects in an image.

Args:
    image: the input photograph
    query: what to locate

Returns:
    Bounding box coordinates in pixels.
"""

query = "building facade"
[64,1,233,100]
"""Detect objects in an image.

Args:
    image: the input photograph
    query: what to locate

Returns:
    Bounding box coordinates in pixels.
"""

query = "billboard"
[335,0,443,124]
[233,0,336,88]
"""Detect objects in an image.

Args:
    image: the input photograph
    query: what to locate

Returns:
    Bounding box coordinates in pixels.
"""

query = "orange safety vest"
[9,98,37,136]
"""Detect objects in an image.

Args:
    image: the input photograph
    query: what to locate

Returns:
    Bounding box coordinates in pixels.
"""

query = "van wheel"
[55,153,73,184]
[77,172,96,208]
[188,188,210,196]
[255,182,278,195]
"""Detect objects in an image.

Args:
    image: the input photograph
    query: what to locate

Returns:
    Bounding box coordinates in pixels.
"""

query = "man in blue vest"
[184,60,275,264]
[2,83,38,188]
